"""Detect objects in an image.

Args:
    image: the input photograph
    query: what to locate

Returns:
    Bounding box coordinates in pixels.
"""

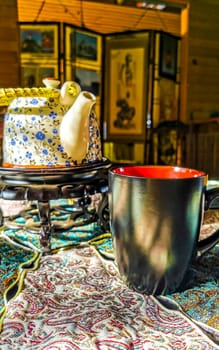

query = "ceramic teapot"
[2,78,102,168]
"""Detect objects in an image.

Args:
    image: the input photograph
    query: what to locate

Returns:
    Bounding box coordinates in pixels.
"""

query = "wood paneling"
[0,0,20,87]
[15,0,219,124]
[17,0,181,36]
[187,0,219,122]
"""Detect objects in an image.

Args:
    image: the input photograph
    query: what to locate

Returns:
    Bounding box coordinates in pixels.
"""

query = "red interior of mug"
[112,166,206,179]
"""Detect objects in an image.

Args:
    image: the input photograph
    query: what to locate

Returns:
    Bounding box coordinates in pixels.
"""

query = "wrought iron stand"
[0,158,111,253]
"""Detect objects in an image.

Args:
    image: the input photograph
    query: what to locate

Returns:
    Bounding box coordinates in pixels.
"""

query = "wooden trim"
[179,6,189,122]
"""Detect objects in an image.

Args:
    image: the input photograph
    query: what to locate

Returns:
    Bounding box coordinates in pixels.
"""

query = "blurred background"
[0,0,219,178]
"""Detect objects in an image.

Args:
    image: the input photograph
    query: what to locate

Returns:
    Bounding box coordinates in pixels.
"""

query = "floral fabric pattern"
[0,199,218,349]
[0,246,218,350]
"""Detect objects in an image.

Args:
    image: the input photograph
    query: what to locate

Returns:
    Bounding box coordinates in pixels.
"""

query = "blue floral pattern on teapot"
[2,80,102,168]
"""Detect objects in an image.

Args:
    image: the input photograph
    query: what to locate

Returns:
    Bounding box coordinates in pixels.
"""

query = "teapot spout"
[60,91,96,162]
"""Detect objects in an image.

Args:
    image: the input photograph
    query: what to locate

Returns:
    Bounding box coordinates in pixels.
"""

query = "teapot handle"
[197,187,219,258]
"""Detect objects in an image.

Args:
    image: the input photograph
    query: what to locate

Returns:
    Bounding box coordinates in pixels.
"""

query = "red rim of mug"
[111,166,206,179]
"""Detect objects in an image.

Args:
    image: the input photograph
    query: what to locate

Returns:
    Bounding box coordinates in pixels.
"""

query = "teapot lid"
[42,77,60,89]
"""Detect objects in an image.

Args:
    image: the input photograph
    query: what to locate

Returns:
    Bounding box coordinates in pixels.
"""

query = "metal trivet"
[0,158,111,253]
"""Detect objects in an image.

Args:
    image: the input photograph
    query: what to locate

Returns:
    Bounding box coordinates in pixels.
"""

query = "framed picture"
[75,30,101,66]
[104,33,149,141]
[64,25,102,79]
[21,65,59,87]
[73,65,101,96]
[21,66,37,87]
[159,32,178,81]
[64,25,74,63]
[20,23,59,58]
[38,66,59,83]
[64,25,74,80]
[159,78,178,122]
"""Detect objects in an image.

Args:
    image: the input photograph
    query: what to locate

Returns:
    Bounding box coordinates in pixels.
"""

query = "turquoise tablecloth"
[0,198,218,349]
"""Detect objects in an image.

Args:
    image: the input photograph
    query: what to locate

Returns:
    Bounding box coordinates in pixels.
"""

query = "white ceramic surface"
[3,80,102,167]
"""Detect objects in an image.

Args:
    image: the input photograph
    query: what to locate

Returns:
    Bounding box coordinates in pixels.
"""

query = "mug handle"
[197,187,219,258]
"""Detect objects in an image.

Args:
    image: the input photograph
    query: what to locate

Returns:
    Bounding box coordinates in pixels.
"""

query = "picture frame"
[20,23,59,58]
[159,32,178,81]
[64,25,74,63]
[104,33,149,141]
[64,25,73,80]
[73,65,101,96]
[74,30,101,67]
[21,66,37,87]
[64,25,102,78]
[21,64,59,87]
[38,66,59,84]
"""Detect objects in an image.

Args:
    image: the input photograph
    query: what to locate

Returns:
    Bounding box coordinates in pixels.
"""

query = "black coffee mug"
[108,165,219,295]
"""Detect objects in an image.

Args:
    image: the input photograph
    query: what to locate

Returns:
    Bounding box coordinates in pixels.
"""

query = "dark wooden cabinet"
[186,118,219,179]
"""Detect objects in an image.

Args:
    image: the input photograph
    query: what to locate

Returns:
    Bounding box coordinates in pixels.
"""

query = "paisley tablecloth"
[0,198,218,349]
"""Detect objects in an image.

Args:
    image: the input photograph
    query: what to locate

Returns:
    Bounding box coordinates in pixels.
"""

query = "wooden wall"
[1,1,219,115]
[187,0,219,122]
[0,0,20,87]
[185,0,219,177]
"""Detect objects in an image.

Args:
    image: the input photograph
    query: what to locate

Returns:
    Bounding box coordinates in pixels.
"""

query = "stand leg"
[97,193,110,232]
[0,206,3,226]
[37,201,52,254]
